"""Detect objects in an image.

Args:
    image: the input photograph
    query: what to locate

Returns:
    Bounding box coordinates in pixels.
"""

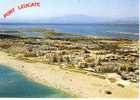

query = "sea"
[0,64,71,98]
[0,23,139,40]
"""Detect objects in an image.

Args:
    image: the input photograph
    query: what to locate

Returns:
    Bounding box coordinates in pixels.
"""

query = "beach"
[0,0,139,98]
[0,51,138,98]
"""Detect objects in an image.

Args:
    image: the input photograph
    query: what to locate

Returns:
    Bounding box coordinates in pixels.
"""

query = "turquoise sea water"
[0,64,71,98]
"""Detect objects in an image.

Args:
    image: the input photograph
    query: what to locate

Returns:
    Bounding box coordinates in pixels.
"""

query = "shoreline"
[0,51,139,98]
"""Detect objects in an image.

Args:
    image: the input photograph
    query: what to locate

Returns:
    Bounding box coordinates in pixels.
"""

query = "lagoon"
[0,23,139,40]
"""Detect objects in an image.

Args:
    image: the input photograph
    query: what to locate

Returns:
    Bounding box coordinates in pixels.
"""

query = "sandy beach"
[0,51,139,98]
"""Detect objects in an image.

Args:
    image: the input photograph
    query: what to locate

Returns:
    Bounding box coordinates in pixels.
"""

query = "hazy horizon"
[0,0,139,23]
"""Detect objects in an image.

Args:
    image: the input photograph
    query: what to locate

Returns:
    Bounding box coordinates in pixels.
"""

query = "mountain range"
[1,15,139,24]
[45,15,138,24]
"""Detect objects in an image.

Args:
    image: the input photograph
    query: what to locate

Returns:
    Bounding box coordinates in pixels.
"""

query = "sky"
[0,0,139,23]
